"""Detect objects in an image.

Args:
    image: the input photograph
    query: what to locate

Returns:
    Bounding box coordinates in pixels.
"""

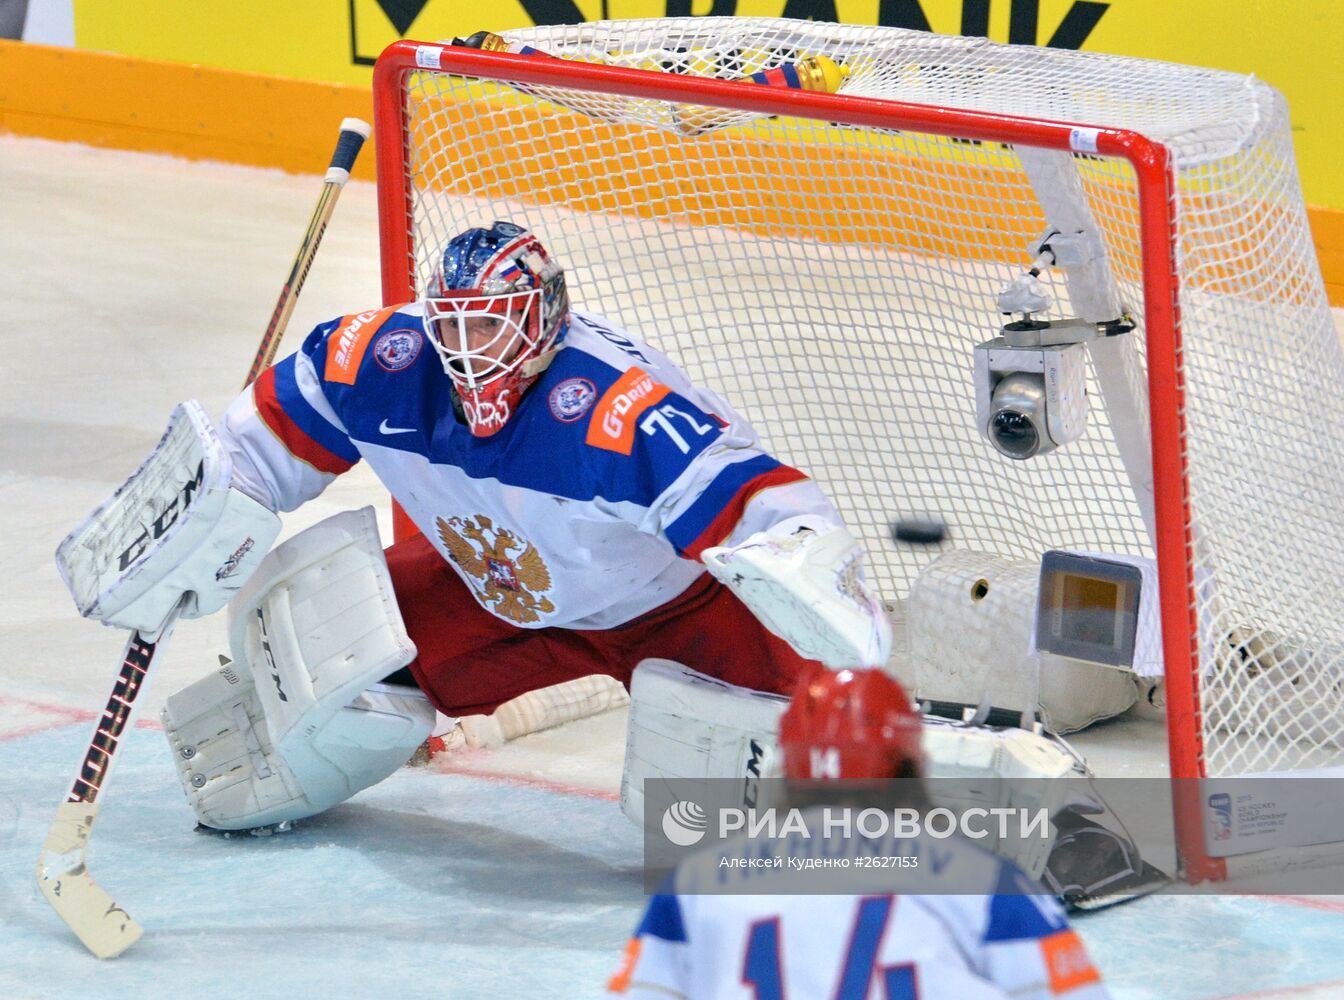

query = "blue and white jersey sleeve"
[217,316,368,512]
[648,407,844,561]
[571,312,843,560]
[932,864,1110,1000]
[609,893,693,999]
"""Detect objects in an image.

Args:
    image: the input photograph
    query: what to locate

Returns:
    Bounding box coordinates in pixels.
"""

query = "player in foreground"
[609,669,1111,999]
[61,220,891,832]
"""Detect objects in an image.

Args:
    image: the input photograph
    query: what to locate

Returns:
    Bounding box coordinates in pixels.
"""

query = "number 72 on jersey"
[640,403,718,454]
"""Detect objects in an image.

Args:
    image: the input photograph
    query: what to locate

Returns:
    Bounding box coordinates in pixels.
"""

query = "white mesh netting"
[382,18,1342,779]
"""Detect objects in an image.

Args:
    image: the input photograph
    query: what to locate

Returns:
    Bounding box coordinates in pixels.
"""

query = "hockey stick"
[36,117,372,959]
[244,117,372,387]
[35,604,185,958]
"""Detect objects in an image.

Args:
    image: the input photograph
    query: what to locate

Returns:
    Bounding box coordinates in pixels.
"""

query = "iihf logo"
[1208,792,1232,841]
[662,800,708,847]
[373,328,422,371]
[548,377,597,422]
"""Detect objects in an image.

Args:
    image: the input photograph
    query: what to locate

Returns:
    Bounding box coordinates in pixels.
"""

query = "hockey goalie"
[60,220,893,834]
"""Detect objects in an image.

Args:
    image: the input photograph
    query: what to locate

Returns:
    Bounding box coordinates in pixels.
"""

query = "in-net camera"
[974,244,1134,460]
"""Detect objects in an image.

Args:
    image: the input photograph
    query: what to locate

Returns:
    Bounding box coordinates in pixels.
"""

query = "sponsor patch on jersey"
[548,377,597,422]
[324,306,400,385]
[585,367,673,455]
[373,328,422,372]
[1040,930,1100,994]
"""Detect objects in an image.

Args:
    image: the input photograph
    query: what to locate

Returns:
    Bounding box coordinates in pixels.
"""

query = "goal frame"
[369,39,1215,881]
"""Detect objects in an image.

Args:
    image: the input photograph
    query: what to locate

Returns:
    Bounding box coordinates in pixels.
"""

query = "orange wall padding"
[0,40,376,180]
[2,39,1341,305]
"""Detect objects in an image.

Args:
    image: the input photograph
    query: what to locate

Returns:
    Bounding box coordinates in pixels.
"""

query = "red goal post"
[368,25,1332,884]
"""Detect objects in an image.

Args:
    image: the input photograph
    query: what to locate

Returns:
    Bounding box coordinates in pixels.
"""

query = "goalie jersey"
[219,305,841,629]
[610,823,1109,1000]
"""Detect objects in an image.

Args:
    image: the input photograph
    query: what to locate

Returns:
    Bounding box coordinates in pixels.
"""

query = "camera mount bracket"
[1000,315,1135,349]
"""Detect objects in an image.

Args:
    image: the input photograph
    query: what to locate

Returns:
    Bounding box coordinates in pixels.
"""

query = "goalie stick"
[36,116,372,959]
[244,117,372,385]
[35,607,184,958]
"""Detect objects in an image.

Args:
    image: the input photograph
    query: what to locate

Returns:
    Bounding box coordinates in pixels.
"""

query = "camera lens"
[990,410,1040,459]
[986,371,1049,459]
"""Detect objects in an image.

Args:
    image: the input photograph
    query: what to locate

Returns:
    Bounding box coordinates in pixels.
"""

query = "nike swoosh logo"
[378,419,416,435]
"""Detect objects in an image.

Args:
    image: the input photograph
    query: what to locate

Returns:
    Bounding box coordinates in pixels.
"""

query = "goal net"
[371,18,1341,881]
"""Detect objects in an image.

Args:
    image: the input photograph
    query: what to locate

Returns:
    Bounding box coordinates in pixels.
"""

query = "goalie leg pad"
[921,718,1083,879]
[161,506,423,829]
[163,670,434,830]
[227,506,416,756]
[620,659,789,824]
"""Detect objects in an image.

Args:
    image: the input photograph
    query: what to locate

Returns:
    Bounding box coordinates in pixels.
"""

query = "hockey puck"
[891,518,947,545]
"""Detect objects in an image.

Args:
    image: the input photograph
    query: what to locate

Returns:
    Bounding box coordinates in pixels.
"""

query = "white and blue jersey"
[611,824,1109,1000]
[219,306,841,629]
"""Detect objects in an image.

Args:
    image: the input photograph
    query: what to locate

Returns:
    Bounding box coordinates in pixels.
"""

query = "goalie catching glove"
[55,400,280,635]
[701,518,891,669]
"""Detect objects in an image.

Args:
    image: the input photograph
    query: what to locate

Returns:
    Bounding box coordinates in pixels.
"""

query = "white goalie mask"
[422,222,570,437]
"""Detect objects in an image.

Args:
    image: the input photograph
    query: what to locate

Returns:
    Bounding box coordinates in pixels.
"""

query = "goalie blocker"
[55,400,281,635]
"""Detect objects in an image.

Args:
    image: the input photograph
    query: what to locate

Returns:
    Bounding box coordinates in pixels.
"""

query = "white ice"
[5,134,1344,999]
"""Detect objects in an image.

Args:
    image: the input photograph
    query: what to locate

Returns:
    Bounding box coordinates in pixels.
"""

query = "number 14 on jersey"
[743,897,918,999]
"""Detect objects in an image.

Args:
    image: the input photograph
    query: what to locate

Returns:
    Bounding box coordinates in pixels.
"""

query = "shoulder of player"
[302,302,427,388]
[952,852,1070,944]
[534,327,661,426]
[565,310,687,383]
[522,345,623,451]
[539,339,723,471]
[871,842,1045,945]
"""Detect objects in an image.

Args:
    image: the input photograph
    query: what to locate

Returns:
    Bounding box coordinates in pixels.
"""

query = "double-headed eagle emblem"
[436,514,556,624]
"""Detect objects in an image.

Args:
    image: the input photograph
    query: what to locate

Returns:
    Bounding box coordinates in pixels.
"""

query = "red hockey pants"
[385,532,817,717]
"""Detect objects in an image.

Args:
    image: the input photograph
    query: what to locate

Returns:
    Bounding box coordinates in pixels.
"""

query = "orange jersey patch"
[606,938,642,993]
[586,367,673,455]
[1040,929,1101,994]
[324,306,400,385]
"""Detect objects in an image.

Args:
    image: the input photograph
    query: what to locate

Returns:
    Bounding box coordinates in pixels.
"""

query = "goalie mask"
[423,221,571,437]
[779,668,923,781]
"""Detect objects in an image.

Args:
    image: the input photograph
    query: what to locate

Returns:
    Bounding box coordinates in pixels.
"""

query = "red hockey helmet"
[778,668,923,781]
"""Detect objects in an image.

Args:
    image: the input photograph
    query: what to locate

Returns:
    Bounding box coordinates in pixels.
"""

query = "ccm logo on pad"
[586,367,672,455]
